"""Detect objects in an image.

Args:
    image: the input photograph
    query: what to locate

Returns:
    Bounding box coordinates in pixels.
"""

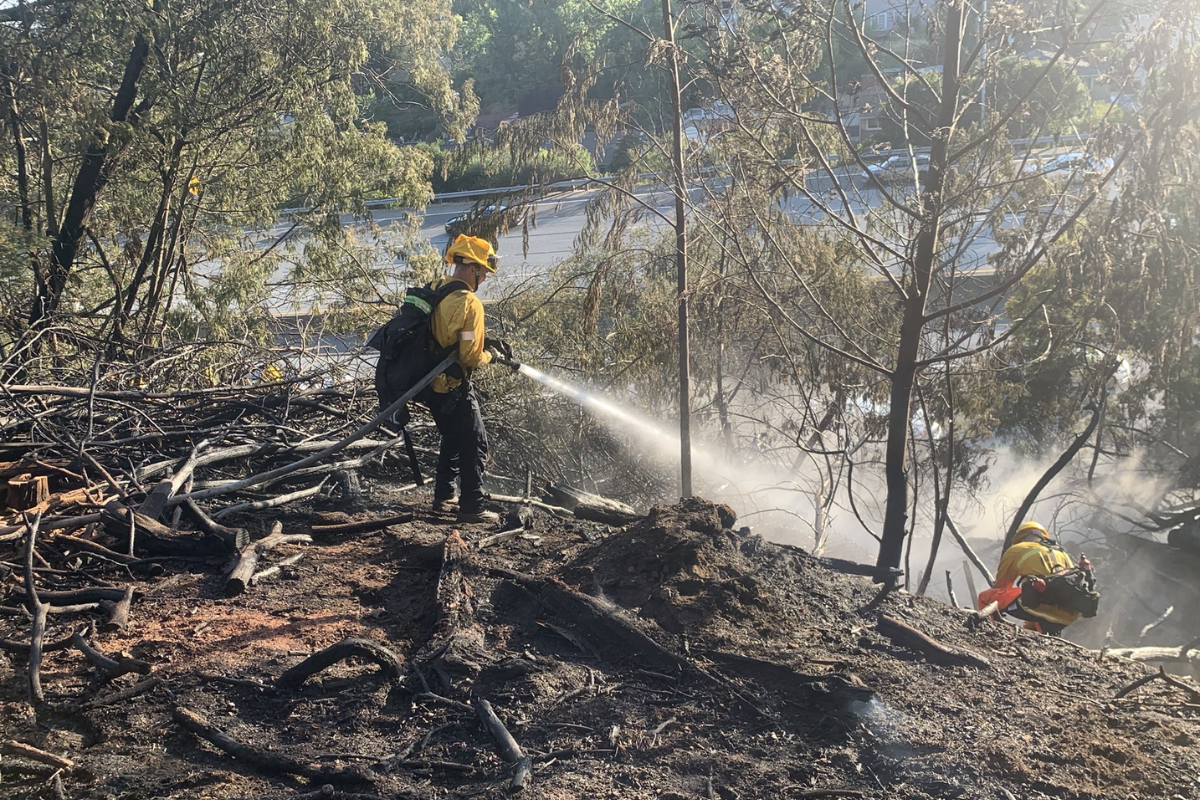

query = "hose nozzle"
[494,354,521,372]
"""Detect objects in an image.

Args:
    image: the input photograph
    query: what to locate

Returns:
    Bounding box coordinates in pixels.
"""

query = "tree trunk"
[661,0,692,498]
[1002,400,1103,551]
[30,30,151,326]
[4,74,33,232]
[875,0,965,580]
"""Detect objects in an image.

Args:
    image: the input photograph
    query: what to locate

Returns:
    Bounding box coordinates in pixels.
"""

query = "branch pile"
[0,377,422,702]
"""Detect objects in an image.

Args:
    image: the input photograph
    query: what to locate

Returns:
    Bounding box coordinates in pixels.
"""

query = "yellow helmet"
[445,234,497,272]
[1014,521,1050,543]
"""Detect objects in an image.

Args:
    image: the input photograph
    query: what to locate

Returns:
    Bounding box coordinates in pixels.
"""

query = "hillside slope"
[3,491,1199,800]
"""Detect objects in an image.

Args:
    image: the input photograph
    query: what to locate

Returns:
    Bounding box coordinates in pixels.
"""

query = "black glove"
[484,336,513,361]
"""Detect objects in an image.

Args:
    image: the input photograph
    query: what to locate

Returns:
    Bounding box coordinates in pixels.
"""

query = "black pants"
[426,386,489,513]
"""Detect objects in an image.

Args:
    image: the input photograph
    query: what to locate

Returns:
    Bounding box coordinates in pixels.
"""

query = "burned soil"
[3,490,1200,800]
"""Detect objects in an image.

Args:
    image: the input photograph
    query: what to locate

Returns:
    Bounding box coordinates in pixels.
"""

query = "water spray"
[499,357,816,540]
[514,362,682,452]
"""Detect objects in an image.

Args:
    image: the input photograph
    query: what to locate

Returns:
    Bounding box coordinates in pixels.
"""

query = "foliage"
[0,0,471,369]
[988,55,1092,138]
[424,141,597,193]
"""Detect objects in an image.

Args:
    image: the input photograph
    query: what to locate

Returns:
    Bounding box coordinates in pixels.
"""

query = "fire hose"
[177,352,459,503]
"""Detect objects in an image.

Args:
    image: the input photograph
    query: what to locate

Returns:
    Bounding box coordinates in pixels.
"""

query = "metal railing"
[280,133,1095,215]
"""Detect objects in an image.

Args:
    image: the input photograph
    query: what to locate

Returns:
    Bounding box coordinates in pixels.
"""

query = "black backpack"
[367,280,467,428]
[1020,564,1100,619]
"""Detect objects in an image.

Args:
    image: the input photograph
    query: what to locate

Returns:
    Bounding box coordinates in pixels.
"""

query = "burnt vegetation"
[3,0,1200,797]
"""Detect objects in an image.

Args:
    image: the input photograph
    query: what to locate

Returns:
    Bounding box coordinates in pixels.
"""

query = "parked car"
[1022,152,1114,180]
[864,154,930,183]
[444,204,508,238]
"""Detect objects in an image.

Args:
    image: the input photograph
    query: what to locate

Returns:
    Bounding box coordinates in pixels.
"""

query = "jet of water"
[513,362,829,544]
[516,363,681,454]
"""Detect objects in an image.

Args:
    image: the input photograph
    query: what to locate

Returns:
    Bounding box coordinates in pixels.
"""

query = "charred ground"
[3,486,1199,800]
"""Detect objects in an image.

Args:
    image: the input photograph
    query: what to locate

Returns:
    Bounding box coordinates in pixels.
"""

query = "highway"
[354,171,1002,297]
[250,166,1027,312]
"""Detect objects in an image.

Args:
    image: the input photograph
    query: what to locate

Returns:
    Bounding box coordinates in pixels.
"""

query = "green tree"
[0,0,471,357]
[989,55,1092,138]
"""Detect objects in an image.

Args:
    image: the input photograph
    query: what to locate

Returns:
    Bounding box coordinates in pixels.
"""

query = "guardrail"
[281,133,1096,215]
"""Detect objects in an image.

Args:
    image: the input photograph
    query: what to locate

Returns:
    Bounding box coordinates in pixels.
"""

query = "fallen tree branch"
[99,586,135,632]
[101,499,225,557]
[1115,665,1200,703]
[212,480,326,521]
[82,676,163,708]
[47,532,139,565]
[225,522,312,596]
[70,631,151,679]
[0,626,88,655]
[250,552,305,585]
[23,512,50,702]
[477,527,527,549]
[0,512,104,540]
[544,483,641,526]
[0,739,75,771]
[489,493,575,520]
[876,614,991,670]
[309,512,414,537]
[139,440,209,520]
[474,697,533,792]
[1104,646,1200,664]
[177,498,247,551]
[172,705,376,784]
[276,637,404,691]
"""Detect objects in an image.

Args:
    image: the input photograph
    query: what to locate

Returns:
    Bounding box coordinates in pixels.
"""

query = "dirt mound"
[3,492,1200,800]
[564,499,781,633]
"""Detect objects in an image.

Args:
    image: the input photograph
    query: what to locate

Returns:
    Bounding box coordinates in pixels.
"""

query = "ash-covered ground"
[3,487,1199,800]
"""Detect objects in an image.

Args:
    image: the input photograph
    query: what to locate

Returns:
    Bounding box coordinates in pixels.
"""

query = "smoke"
[515,362,1194,648]
[515,361,882,557]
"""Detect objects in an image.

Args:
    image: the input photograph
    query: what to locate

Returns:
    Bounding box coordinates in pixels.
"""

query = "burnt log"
[172,705,375,783]
[100,499,225,557]
[137,442,208,521]
[544,483,640,526]
[475,697,533,792]
[8,587,133,606]
[5,473,49,511]
[224,522,312,596]
[418,530,490,690]
[876,614,991,670]
[99,586,135,631]
[495,569,684,673]
[177,498,248,551]
[704,650,875,711]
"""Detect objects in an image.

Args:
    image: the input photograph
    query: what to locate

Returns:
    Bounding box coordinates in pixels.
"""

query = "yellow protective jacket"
[993,541,1081,627]
[428,276,491,394]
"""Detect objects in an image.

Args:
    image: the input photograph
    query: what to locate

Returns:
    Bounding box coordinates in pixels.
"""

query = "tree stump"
[5,474,49,511]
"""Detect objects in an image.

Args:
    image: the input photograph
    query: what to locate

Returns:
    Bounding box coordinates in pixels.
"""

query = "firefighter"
[979,521,1093,635]
[425,234,512,524]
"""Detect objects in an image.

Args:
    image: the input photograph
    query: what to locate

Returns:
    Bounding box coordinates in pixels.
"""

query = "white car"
[1023,152,1114,180]
[865,154,930,183]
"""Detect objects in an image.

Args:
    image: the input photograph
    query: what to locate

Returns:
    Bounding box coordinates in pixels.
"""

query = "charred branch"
[276,638,403,692]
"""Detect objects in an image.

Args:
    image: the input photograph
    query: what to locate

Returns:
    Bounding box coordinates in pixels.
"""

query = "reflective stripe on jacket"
[429,276,492,394]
